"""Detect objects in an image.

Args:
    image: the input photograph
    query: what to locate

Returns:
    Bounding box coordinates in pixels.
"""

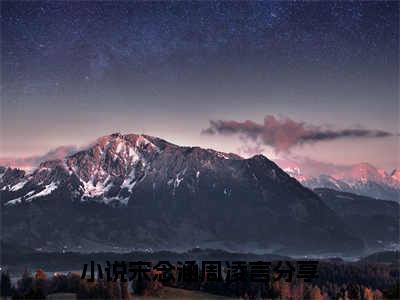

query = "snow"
[38,167,51,172]
[26,182,59,200]
[121,167,137,192]
[116,141,125,154]
[135,135,160,152]
[216,152,230,159]
[2,180,29,192]
[81,177,113,199]
[284,167,300,175]
[392,170,400,180]
[114,139,141,165]
[10,180,27,191]
[98,146,104,155]
[196,171,200,179]
[25,190,35,197]
[121,178,136,192]
[78,172,136,205]
[174,176,183,188]
[171,169,187,196]
[336,195,354,200]
[223,187,231,197]
[136,135,151,147]
[173,169,187,189]
[128,147,139,162]
[284,167,307,182]
[328,177,342,189]
[5,197,22,206]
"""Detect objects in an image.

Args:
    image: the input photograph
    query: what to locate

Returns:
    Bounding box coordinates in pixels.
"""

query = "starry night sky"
[1,1,399,169]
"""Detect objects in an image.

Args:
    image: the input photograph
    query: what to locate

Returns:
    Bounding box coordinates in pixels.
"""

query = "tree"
[279,280,291,299]
[16,269,34,297]
[34,270,47,281]
[76,280,90,299]
[34,277,49,299]
[120,281,131,300]
[107,281,121,299]
[384,283,400,299]
[66,273,81,292]
[132,276,147,296]
[347,283,361,300]
[310,286,324,300]
[0,271,12,298]
[363,287,373,300]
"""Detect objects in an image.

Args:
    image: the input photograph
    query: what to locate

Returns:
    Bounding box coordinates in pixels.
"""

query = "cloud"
[0,145,78,170]
[237,142,265,157]
[202,115,395,153]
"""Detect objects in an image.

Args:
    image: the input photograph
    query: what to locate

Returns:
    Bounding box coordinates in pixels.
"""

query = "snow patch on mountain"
[81,177,113,199]
[27,182,59,200]
[121,175,136,192]
[6,197,22,205]
[0,133,246,206]
[10,180,28,191]
[174,169,187,189]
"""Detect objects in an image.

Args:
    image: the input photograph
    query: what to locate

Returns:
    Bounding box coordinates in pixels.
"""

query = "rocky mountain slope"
[1,133,362,255]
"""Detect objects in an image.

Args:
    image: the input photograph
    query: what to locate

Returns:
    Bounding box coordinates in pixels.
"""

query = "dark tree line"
[1,260,399,299]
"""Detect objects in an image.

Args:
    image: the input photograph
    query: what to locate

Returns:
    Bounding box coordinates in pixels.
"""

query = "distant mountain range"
[283,163,400,202]
[0,133,398,256]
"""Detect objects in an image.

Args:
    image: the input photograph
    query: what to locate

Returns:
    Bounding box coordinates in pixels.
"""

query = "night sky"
[1,1,399,170]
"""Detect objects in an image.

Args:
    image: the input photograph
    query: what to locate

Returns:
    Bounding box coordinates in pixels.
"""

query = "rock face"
[1,133,362,255]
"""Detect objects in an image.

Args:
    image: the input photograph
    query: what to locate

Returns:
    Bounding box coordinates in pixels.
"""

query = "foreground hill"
[315,188,399,251]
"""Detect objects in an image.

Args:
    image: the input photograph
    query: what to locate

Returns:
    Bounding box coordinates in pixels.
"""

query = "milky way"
[1,1,398,169]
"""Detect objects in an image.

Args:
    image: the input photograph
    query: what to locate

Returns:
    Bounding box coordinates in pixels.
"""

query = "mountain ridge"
[1,132,363,255]
[283,162,400,202]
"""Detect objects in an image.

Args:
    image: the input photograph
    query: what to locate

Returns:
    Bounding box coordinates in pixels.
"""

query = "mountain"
[315,188,399,251]
[284,163,400,202]
[391,168,400,182]
[0,133,362,255]
[358,251,400,265]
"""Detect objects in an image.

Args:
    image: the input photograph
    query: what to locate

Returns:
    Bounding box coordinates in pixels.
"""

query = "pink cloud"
[202,114,395,153]
[0,145,78,170]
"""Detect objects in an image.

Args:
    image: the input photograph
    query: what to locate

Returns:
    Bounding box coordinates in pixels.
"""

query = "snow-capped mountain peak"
[282,161,400,202]
[1,133,365,254]
[0,133,244,206]
[390,168,400,182]
[283,167,307,182]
